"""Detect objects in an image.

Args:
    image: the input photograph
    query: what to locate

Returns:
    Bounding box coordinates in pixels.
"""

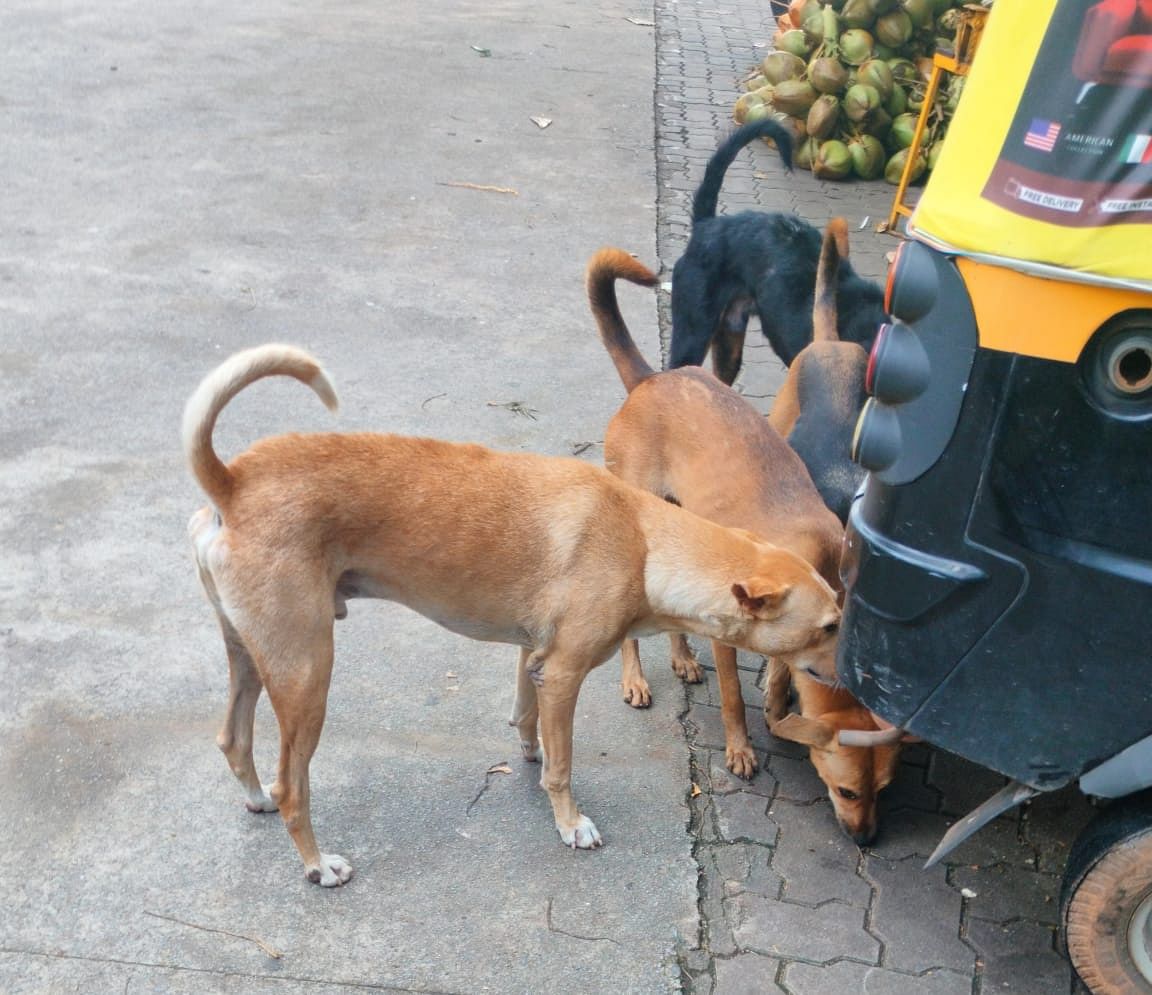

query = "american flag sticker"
[1023,119,1061,152]
[1120,134,1152,164]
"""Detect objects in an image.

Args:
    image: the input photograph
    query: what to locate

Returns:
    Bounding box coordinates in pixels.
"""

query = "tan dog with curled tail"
[183,344,841,885]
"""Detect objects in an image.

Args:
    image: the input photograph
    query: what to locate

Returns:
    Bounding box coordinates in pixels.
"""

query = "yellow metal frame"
[887,6,990,232]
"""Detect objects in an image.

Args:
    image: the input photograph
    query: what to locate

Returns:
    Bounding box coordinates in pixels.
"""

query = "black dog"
[668,119,886,381]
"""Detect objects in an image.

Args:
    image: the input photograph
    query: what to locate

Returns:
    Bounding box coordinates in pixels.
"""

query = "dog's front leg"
[509,647,542,762]
[763,656,791,726]
[536,659,602,849]
[713,641,758,780]
[620,638,652,708]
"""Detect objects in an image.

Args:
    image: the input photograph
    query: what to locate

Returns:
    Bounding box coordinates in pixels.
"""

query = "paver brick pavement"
[654,1,1098,992]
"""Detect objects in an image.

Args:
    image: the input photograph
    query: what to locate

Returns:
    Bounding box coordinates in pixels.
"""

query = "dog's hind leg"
[534,652,602,849]
[244,604,352,887]
[214,610,278,813]
[710,300,752,386]
[713,641,758,779]
[510,647,543,761]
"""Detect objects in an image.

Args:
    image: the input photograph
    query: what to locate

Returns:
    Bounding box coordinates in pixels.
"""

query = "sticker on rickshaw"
[910,0,1152,291]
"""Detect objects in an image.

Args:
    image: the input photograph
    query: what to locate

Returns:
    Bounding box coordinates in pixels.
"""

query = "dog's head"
[727,543,841,676]
[772,707,901,846]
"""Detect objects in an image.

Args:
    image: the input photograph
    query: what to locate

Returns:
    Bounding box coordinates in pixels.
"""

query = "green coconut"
[840,0,875,29]
[814,139,854,180]
[875,9,914,48]
[946,75,966,112]
[902,0,935,30]
[762,51,807,84]
[778,28,814,58]
[801,2,827,41]
[842,82,881,122]
[927,139,944,170]
[743,100,771,124]
[884,147,927,185]
[859,106,893,139]
[808,55,850,94]
[806,94,842,140]
[794,136,820,171]
[857,59,894,100]
[848,134,887,179]
[743,73,770,92]
[887,57,919,85]
[733,91,764,124]
[872,43,897,60]
[867,0,900,15]
[771,78,819,116]
[885,83,908,116]
[888,112,919,150]
[839,29,875,66]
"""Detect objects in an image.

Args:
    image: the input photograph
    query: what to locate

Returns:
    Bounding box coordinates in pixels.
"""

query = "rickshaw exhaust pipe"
[1107,335,1152,395]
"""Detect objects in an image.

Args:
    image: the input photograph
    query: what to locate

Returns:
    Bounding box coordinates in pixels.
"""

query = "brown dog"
[767,218,869,525]
[184,344,841,885]
[587,249,844,779]
[763,220,899,844]
[766,664,901,845]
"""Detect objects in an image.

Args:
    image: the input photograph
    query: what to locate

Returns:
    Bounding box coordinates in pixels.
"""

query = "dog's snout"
[849,825,877,847]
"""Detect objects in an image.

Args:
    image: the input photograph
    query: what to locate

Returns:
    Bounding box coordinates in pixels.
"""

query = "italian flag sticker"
[1120,134,1152,165]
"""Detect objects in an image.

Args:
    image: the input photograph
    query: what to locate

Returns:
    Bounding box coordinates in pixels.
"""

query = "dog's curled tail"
[692,119,794,224]
[182,344,338,509]
[813,218,849,343]
[586,247,659,394]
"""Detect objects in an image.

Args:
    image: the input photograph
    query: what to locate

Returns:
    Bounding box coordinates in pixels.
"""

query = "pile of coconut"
[735,0,977,182]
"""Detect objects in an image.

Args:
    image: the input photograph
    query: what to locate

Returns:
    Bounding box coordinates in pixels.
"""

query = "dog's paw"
[725,743,759,781]
[622,677,652,709]
[763,703,788,728]
[305,853,354,887]
[558,815,603,850]
[520,740,543,763]
[244,784,279,813]
[671,653,703,684]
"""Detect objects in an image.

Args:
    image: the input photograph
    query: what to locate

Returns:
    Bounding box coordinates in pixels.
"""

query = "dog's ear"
[770,713,837,751]
[731,580,791,615]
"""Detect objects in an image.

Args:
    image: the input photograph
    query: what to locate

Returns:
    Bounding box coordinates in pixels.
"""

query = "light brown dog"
[184,344,841,885]
[587,248,844,779]
[766,663,901,845]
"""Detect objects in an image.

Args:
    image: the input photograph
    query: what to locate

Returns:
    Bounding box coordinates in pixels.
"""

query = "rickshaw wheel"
[1061,791,1152,994]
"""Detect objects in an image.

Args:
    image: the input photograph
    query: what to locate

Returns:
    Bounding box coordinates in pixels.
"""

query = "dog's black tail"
[586,248,659,394]
[813,218,849,342]
[692,119,794,225]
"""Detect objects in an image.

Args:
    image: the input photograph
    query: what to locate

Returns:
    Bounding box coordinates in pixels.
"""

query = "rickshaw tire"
[1061,790,1152,994]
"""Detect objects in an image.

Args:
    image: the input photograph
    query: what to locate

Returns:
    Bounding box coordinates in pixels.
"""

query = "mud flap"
[925,780,1042,868]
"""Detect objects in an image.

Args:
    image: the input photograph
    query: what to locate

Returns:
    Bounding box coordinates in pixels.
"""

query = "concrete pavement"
[2,2,687,992]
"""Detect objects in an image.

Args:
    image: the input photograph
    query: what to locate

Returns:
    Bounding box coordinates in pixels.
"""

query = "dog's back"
[770,219,869,523]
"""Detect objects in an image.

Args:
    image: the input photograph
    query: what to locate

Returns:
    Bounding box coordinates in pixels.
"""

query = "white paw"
[306,853,353,887]
[244,784,279,813]
[520,740,543,763]
[558,815,603,850]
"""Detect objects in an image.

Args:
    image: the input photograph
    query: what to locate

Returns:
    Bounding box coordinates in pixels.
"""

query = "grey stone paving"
[651,2,1097,993]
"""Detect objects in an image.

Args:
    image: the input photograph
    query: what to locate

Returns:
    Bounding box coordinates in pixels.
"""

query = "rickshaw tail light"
[851,398,902,472]
[885,240,940,324]
[865,322,930,404]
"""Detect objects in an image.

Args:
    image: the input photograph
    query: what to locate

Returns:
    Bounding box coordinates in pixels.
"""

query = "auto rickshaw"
[837,2,1152,991]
